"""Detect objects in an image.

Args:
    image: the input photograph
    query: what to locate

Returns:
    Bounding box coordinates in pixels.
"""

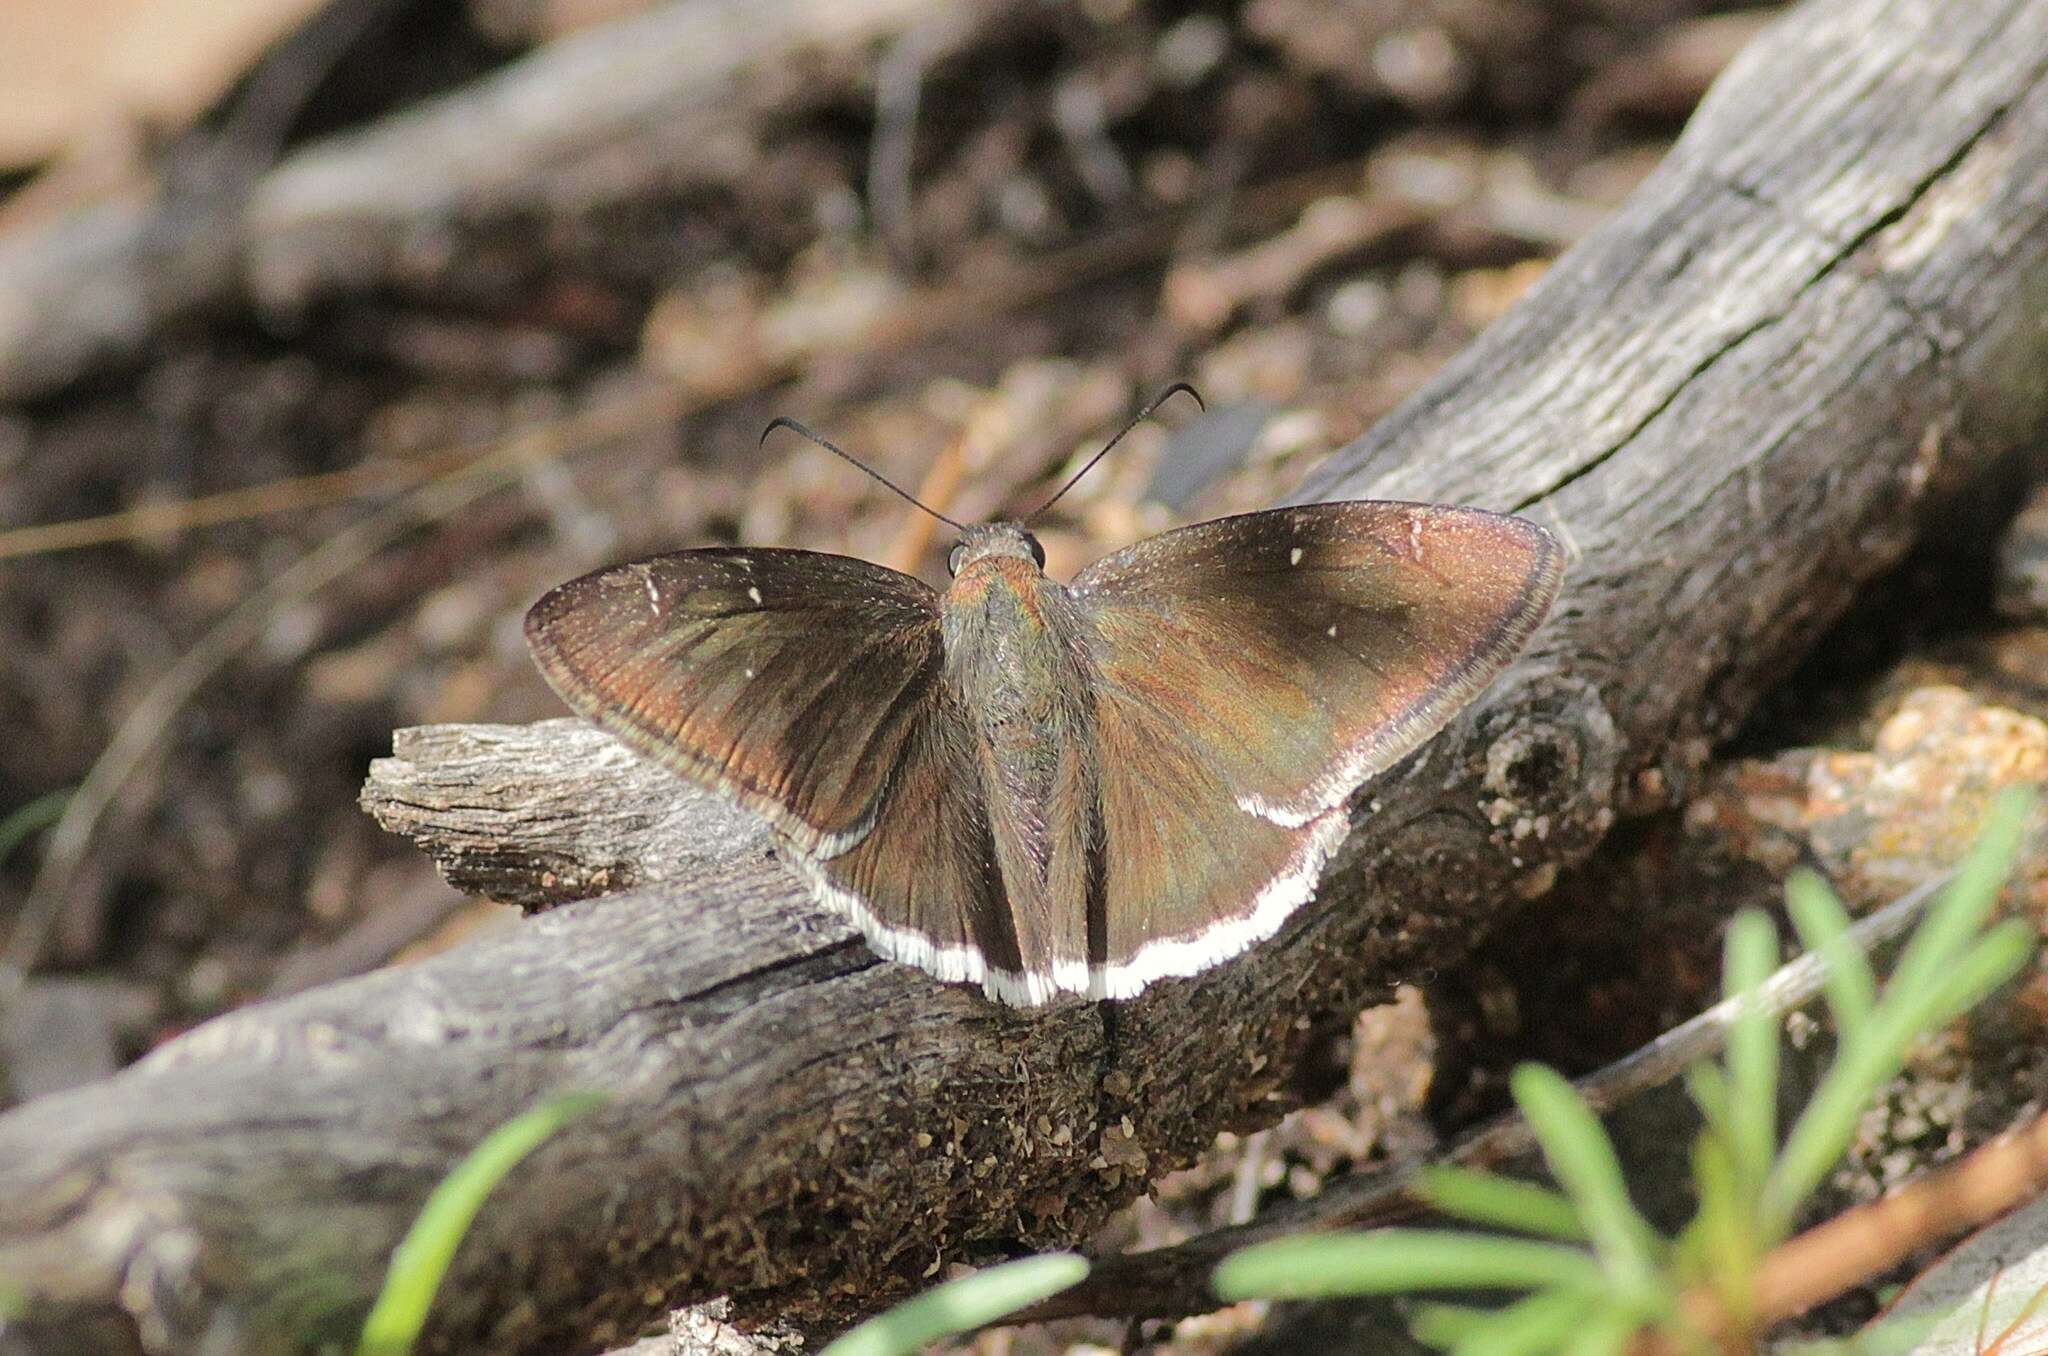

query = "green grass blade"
[1685,1062,1732,1142]
[1215,1230,1603,1301]
[1682,1125,1749,1288]
[1410,1301,1496,1348]
[1768,801,2034,1227]
[1723,911,1781,1195]
[1783,871,1875,1032]
[357,1092,606,1356]
[1886,790,2032,1003]
[1917,923,2034,1029]
[0,789,70,869]
[1765,1028,1905,1232]
[1419,1166,1588,1242]
[1558,1305,1640,1356]
[1441,1287,1603,1356]
[1510,1066,1661,1296]
[818,1254,1088,1356]
[1683,1058,1762,1279]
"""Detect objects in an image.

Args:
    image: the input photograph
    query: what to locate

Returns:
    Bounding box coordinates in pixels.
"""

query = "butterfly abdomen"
[941,551,1097,989]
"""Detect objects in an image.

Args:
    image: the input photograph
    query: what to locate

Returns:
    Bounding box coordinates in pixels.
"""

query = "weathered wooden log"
[3,0,2047,1352]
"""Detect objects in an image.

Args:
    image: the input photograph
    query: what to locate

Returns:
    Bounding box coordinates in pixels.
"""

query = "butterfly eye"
[947,543,967,576]
[1026,534,1046,568]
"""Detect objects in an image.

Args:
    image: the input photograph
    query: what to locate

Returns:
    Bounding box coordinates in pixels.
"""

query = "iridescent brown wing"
[525,548,1024,993]
[1070,502,1563,995]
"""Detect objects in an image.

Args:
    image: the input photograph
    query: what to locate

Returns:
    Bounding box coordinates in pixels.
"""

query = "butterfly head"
[941,524,1061,645]
[947,523,1047,579]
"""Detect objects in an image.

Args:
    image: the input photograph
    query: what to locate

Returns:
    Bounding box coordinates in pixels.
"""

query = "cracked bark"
[3,0,2047,1353]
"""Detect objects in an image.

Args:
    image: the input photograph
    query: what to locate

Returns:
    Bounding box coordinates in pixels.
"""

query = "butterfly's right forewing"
[1071,503,1563,994]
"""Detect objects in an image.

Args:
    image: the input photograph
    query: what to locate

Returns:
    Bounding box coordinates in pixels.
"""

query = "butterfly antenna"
[1026,381,1205,522]
[761,417,967,531]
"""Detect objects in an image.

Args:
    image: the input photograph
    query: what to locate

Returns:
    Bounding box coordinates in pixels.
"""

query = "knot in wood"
[1477,672,1617,815]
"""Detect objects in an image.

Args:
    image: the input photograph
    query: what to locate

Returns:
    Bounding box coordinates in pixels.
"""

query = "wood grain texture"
[5,0,2048,1351]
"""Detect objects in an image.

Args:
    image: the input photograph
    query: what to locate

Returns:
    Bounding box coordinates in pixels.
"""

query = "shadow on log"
[3,0,2048,1352]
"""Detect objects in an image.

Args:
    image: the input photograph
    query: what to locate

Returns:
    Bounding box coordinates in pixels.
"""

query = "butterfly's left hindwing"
[1072,502,1563,991]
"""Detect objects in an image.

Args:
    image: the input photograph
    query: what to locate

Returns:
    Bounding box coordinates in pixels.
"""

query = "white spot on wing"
[748,586,764,605]
[1327,624,1338,637]
[1289,546,1303,566]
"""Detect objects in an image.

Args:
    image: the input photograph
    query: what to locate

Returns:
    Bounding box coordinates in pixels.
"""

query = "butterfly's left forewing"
[1072,502,1562,995]
[525,548,1019,990]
